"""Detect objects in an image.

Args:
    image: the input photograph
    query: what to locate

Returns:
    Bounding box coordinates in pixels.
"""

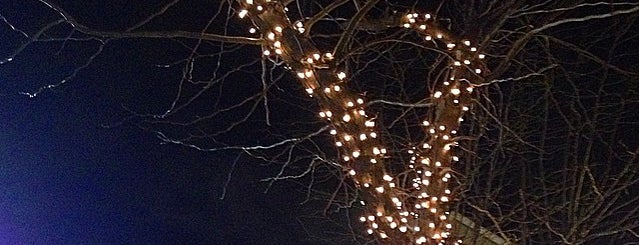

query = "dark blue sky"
[0,1,316,244]
[0,74,309,244]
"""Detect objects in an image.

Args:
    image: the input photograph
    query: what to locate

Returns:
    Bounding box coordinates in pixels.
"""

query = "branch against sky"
[2,0,639,244]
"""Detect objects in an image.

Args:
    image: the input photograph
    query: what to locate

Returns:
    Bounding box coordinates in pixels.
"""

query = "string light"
[236,2,487,243]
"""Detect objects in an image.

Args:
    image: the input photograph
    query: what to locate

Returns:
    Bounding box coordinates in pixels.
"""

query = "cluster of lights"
[237,2,485,244]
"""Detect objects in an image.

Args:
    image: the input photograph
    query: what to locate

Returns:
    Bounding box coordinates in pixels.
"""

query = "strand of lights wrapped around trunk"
[237,1,486,244]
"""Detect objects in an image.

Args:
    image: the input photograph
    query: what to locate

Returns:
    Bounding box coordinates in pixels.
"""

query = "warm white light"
[274,26,283,32]
[337,72,346,80]
[342,114,351,122]
[434,91,442,98]
[373,147,381,155]
[451,88,461,95]
[349,169,357,176]
[267,32,275,40]
[352,151,360,158]
[375,187,384,193]
[238,9,248,18]
[383,175,393,181]
[249,27,256,33]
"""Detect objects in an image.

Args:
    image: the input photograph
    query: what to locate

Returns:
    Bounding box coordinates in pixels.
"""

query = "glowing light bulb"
[249,27,256,33]
[238,9,248,18]
[373,147,381,155]
[352,151,360,158]
[274,26,283,32]
[342,114,351,122]
[349,169,357,176]
[434,91,442,98]
[383,175,392,181]
[337,72,346,80]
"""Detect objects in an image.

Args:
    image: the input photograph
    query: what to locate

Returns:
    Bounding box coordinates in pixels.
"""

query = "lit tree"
[2,0,639,244]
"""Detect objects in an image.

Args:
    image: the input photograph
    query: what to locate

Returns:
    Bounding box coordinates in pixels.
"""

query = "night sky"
[1,1,316,244]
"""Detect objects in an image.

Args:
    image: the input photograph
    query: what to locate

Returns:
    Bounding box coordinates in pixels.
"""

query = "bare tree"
[2,0,639,244]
